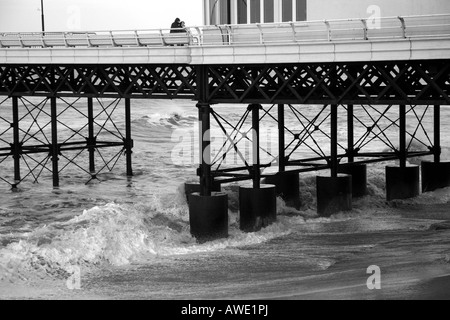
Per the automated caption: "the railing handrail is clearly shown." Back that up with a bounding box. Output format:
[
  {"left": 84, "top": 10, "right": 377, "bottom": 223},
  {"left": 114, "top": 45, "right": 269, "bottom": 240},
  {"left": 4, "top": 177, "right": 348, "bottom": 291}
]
[{"left": 1, "top": 13, "right": 449, "bottom": 48}]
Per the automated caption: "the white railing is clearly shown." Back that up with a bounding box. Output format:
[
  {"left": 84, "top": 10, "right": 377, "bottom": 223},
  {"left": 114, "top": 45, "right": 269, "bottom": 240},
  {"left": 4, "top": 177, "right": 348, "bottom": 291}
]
[{"left": 0, "top": 14, "right": 449, "bottom": 49}]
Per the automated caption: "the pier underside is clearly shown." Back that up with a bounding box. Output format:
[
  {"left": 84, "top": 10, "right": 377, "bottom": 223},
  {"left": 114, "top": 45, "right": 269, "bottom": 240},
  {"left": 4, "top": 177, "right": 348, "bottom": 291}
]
[
  {"left": 0, "top": 59, "right": 449, "bottom": 235},
  {"left": 1, "top": 59, "right": 449, "bottom": 186}
]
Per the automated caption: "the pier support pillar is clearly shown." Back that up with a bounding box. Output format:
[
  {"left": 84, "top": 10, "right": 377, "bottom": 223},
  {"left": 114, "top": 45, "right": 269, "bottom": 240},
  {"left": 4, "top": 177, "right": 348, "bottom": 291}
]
[
  {"left": 264, "top": 104, "right": 301, "bottom": 209},
  {"left": 338, "top": 164, "right": 368, "bottom": 198},
  {"left": 184, "top": 181, "right": 221, "bottom": 202},
  {"left": 316, "top": 105, "right": 353, "bottom": 217},
  {"left": 386, "top": 105, "right": 420, "bottom": 201},
  {"left": 189, "top": 101, "right": 229, "bottom": 242},
  {"left": 386, "top": 165, "right": 420, "bottom": 201},
  {"left": 421, "top": 105, "right": 450, "bottom": 192},
  {"left": 50, "top": 97, "right": 59, "bottom": 188},
  {"left": 264, "top": 172, "right": 301, "bottom": 210},
  {"left": 239, "top": 104, "right": 277, "bottom": 232},
  {"left": 125, "top": 98, "right": 133, "bottom": 177},
  {"left": 317, "top": 174, "right": 353, "bottom": 217},
  {"left": 339, "top": 104, "right": 368, "bottom": 198},
  {"left": 12, "top": 96, "right": 21, "bottom": 188},
  {"left": 188, "top": 192, "right": 228, "bottom": 243},
  {"left": 239, "top": 184, "right": 277, "bottom": 232},
  {"left": 87, "top": 97, "right": 96, "bottom": 175},
  {"left": 278, "top": 104, "right": 286, "bottom": 173},
  {"left": 422, "top": 161, "right": 450, "bottom": 192}
]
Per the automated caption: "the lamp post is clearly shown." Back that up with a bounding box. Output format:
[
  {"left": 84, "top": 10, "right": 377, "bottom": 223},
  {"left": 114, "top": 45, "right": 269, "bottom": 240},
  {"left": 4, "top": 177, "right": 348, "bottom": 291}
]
[{"left": 40, "top": 0, "right": 45, "bottom": 32}]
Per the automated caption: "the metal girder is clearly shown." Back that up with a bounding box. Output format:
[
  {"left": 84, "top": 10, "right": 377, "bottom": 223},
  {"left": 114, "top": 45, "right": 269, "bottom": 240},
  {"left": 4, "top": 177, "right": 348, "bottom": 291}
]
[
  {"left": 205, "top": 60, "right": 450, "bottom": 105},
  {"left": 0, "top": 64, "right": 198, "bottom": 99},
  {"left": 0, "top": 60, "right": 448, "bottom": 104}
]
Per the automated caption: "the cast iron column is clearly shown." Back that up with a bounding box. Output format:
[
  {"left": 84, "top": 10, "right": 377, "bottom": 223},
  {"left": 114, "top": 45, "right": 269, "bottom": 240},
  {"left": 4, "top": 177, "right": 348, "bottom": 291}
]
[
  {"left": 251, "top": 104, "right": 261, "bottom": 189},
  {"left": 347, "top": 104, "right": 354, "bottom": 163},
  {"left": 399, "top": 104, "right": 406, "bottom": 168},
  {"left": 331, "top": 104, "right": 338, "bottom": 177},
  {"left": 87, "top": 97, "right": 96, "bottom": 174},
  {"left": 434, "top": 104, "right": 441, "bottom": 163},
  {"left": 125, "top": 98, "right": 133, "bottom": 176},
  {"left": 50, "top": 97, "right": 59, "bottom": 187},
  {"left": 198, "top": 103, "right": 212, "bottom": 196},
  {"left": 12, "top": 97, "right": 21, "bottom": 187},
  {"left": 278, "top": 104, "right": 286, "bottom": 172}
]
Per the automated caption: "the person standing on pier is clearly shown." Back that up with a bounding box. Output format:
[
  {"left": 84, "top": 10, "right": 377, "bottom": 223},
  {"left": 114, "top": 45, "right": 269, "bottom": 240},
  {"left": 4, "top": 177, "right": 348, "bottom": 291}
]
[{"left": 170, "top": 18, "right": 182, "bottom": 33}]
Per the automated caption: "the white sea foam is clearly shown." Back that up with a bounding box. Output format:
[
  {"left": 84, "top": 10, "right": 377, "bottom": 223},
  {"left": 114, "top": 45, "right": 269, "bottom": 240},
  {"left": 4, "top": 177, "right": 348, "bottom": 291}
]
[
  {"left": 2, "top": 158, "right": 448, "bottom": 283},
  {"left": 0, "top": 188, "right": 294, "bottom": 282},
  {"left": 143, "top": 112, "right": 196, "bottom": 129}
]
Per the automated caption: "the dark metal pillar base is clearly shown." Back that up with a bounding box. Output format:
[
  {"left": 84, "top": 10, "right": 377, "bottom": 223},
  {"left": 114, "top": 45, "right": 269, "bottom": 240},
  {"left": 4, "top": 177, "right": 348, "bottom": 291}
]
[
  {"left": 264, "top": 172, "right": 301, "bottom": 210},
  {"left": 317, "top": 174, "right": 352, "bottom": 217},
  {"left": 386, "top": 165, "right": 420, "bottom": 201},
  {"left": 188, "top": 192, "right": 228, "bottom": 243},
  {"left": 422, "top": 161, "right": 450, "bottom": 193},
  {"left": 338, "top": 164, "right": 368, "bottom": 198},
  {"left": 239, "top": 184, "right": 277, "bottom": 232},
  {"left": 184, "top": 182, "right": 221, "bottom": 202}
]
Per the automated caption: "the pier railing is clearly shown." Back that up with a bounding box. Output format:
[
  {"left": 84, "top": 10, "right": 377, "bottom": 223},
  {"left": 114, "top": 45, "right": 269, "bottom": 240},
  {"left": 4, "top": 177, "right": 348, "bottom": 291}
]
[{"left": 1, "top": 14, "right": 449, "bottom": 48}]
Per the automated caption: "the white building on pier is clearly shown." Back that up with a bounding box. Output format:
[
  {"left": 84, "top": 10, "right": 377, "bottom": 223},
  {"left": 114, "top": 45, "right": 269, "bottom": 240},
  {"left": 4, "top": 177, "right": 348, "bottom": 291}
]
[{"left": 204, "top": 0, "right": 450, "bottom": 25}]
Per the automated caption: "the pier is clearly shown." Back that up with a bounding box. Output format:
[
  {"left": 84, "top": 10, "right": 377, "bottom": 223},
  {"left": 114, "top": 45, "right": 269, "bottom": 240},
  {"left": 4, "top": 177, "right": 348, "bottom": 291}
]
[{"left": 1, "top": 14, "right": 450, "bottom": 241}]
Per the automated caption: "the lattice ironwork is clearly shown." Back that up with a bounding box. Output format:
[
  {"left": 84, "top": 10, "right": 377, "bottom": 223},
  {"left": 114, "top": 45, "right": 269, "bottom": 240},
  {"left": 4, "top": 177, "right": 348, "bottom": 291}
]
[
  {"left": 1, "top": 61, "right": 449, "bottom": 104},
  {"left": 208, "top": 105, "right": 279, "bottom": 184},
  {"left": 205, "top": 60, "right": 450, "bottom": 105},
  {"left": 200, "top": 103, "right": 437, "bottom": 185},
  {"left": 1, "top": 59, "right": 448, "bottom": 191},
  {"left": 0, "top": 65, "right": 198, "bottom": 99},
  {"left": 346, "top": 104, "right": 435, "bottom": 160},
  {"left": 0, "top": 96, "right": 131, "bottom": 188}
]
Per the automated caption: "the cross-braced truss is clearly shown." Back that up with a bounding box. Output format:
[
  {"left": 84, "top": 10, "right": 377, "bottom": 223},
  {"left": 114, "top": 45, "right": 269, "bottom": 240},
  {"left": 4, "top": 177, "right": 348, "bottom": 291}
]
[
  {"left": 204, "top": 103, "right": 436, "bottom": 184},
  {"left": 0, "top": 96, "right": 131, "bottom": 188}
]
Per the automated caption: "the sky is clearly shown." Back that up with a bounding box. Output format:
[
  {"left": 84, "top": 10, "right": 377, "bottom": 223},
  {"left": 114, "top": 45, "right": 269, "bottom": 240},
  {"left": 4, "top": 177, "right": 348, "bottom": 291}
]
[{"left": 0, "top": 0, "right": 204, "bottom": 32}]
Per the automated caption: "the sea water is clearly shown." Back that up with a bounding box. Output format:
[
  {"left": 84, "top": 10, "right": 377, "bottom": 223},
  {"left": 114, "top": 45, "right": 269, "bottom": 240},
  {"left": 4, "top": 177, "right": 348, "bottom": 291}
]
[{"left": 0, "top": 98, "right": 449, "bottom": 300}]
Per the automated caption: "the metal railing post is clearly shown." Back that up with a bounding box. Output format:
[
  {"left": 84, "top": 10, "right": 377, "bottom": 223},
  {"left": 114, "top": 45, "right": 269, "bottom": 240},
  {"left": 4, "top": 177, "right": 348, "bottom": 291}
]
[
  {"left": 109, "top": 31, "right": 116, "bottom": 47},
  {"left": 290, "top": 22, "right": 297, "bottom": 42},
  {"left": 86, "top": 32, "right": 92, "bottom": 47},
  {"left": 63, "top": 32, "right": 69, "bottom": 48},
  {"left": 134, "top": 31, "right": 142, "bottom": 46},
  {"left": 324, "top": 20, "right": 331, "bottom": 41},
  {"left": 256, "top": 24, "right": 263, "bottom": 45},
  {"left": 361, "top": 19, "right": 368, "bottom": 40},
  {"left": 41, "top": 32, "right": 47, "bottom": 47},
  {"left": 398, "top": 16, "right": 406, "bottom": 38}
]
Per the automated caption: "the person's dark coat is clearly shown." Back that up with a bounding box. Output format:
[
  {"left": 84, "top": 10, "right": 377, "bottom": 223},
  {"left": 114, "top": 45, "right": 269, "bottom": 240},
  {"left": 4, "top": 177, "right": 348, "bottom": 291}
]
[{"left": 170, "top": 18, "right": 181, "bottom": 33}]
